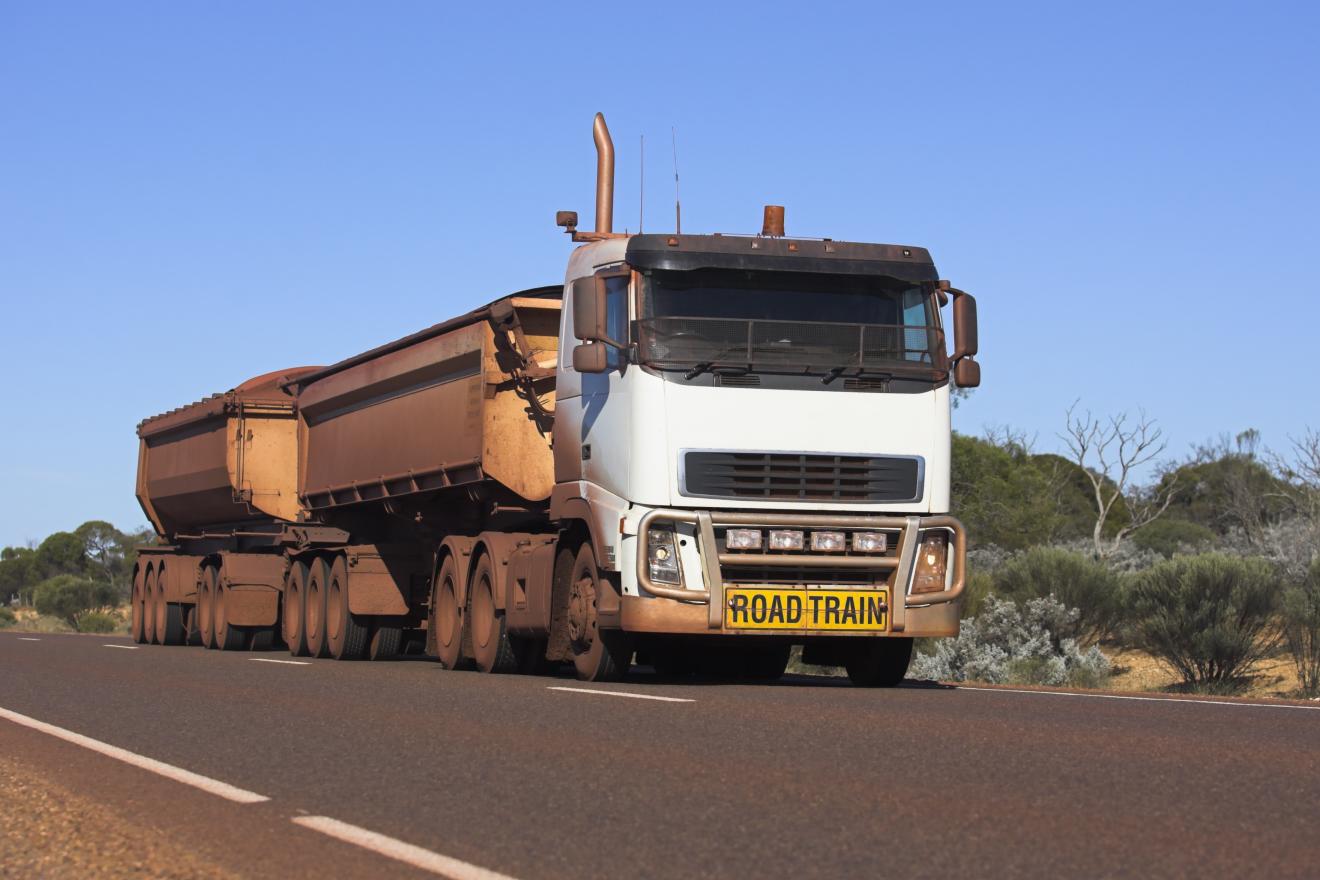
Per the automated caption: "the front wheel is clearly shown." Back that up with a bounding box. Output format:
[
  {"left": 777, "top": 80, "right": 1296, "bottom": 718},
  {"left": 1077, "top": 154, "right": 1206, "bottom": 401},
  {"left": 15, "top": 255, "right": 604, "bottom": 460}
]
[
  {"left": 844, "top": 637, "right": 913, "bottom": 688},
  {"left": 568, "top": 544, "right": 631, "bottom": 682}
]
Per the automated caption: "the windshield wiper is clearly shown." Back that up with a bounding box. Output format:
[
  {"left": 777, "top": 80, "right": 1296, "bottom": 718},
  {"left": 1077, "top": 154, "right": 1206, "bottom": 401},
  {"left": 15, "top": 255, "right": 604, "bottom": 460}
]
[{"left": 684, "top": 362, "right": 713, "bottom": 380}]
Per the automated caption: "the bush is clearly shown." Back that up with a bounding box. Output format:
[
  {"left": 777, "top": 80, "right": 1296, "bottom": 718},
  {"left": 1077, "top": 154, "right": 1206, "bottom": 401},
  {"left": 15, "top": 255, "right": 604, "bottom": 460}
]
[
  {"left": 911, "top": 595, "right": 1111, "bottom": 687},
  {"left": 1281, "top": 560, "right": 1320, "bottom": 697},
  {"left": 75, "top": 611, "right": 119, "bottom": 634},
  {"left": 0, "top": 606, "right": 15, "bottom": 627},
  {"left": 1131, "top": 519, "right": 1217, "bottom": 558},
  {"left": 33, "top": 574, "right": 116, "bottom": 631},
  {"left": 1126, "top": 553, "right": 1280, "bottom": 692},
  {"left": 993, "top": 547, "right": 1120, "bottom": 643}
]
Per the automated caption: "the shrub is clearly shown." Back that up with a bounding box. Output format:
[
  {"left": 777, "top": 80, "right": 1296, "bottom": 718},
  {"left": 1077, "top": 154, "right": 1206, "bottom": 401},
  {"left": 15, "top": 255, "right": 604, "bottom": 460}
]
[
  {"left": 1131, "top": 519, "right": 1217, "bottom": 558},
  {"left": 33, "top": 574, "right": 116, "bottom": 631},
  {"left": 911, "top": 595, "right": 1111, "bottom": 687},
  {"left": 1281, "top": 560, "right": 1320, "bottom": 697},
  {"left": 993, "top": 547, "right": 1120, "bottom": 643},
  {"left": 1126, "top": 553, "right": 1280, "bottom": 692},
  {"left": 0, "top": 606, "right": 15, "bottom": 627},
  {"left": 75, "top": 611, "right": 120, "bottom": 634}
]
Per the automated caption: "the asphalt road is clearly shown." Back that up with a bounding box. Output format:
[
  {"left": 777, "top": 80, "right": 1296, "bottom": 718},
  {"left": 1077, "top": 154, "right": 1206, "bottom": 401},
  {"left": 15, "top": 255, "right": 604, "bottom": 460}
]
[{"left": 2, "top": 630, "right": 1318, "bottom": 879}]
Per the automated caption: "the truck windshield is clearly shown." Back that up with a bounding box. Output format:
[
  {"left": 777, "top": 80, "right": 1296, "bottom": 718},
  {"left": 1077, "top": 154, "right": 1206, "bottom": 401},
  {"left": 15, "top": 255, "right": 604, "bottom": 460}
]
[{"left": 637, "top": 268, "right": 945, "bottom": 375}]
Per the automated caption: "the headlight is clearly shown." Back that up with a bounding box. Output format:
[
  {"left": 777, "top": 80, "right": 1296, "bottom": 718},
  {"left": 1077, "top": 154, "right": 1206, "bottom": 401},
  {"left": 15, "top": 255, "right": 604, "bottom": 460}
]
[
  {"left": 852, "top": 531, "right": 888, "bottom": 553},
  {"left": 647, "top": 528, "right": 682, "bottom": 585},
  {"left": 725, "top": 528, "right": 763, "bottom": 551},
  {"left": 768, "top": 530, "right": 804, "bottom": 551},
  {"left": 810, "top": 531, "right": 846, "bottom": 552},
  {"left": 910, "top": 531, "right": 949, "bottom": 594}
]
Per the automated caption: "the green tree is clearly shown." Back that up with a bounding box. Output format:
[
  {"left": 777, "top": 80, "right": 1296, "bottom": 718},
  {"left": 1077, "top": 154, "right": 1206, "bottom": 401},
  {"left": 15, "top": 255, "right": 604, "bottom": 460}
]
[
  {"left": 0, "top": 546, "right": 38, "bottom": 605},
  {"left": 33, "top": 574, "right": 116, "bottom": 631},
  {"left": 35, "top": 531, "right": 87, "bottom": 578}
]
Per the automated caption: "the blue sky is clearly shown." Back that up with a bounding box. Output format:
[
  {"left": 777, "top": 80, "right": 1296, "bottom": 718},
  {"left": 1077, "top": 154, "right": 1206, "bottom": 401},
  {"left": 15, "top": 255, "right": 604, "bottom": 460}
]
[{"left": 2, "top": 1, "right": 1317, "bottom": 546}]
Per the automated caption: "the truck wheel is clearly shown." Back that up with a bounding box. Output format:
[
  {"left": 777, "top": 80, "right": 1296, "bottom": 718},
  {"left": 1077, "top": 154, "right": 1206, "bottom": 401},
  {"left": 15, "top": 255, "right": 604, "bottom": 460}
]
[
  {"left": 844, "top": 637, "right": 914, "bottom": 687},
  {"left": 160, "top": 602, "right": 186, "bottom": 646},
  {"left": 510, "top": 636, "right": 551, "bottom": 675},
  {"left": 431, "top": 555, "right": 469, "bottom": 670},
  {"left": 143, "top": 567, "right": 159, "bottom": 645},
  {"left": 130, "top": 568, "right": 146, "bottom": 644},
  {"left": 283, "top": 560, "right": 309, "bottom": 657},
  {"left": 568, "top": 544, "right": 632, "bottom": 682},
  {"left": 213, "top": 581, "right": 245, "bottom": 651},
  {"left": 326, "top": 554, "right": 369, "bottom": 661},
  {"left": 368, "top": 624, "right": 402, "bottom": 661},
  {"left": 469, "top": 554, "right": 516, "bottom": 674},
  {"left": 152, "top": 562, "right": 169, "bottom": 645},
  {"left": 197, "top": 567, "right": 216, "bottom": 650},
  {"left": 304, "top": 557, "right": 329, "bottom": 659}
]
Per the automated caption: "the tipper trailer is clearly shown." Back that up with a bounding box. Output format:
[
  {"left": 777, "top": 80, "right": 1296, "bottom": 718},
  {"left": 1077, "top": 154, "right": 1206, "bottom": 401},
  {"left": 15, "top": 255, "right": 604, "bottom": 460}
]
[{"left": 132, "top": 113, "right": 981, "bottom": 684}]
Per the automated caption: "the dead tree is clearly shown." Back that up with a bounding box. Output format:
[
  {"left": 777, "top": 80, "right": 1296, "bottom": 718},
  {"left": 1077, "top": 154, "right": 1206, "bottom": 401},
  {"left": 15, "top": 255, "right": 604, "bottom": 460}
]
[{"left": 1061, "top": 402, "right": 1178, "bottom": 559}]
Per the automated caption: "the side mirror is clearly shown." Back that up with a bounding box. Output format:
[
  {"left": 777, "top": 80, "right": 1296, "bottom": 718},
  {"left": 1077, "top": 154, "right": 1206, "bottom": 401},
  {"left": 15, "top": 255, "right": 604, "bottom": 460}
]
[
  {"left": 953, "top": 357, "right": 981, "bottom": 389},
  {"left": 573, "top": 342, "right": 608, "bottom": 374},
  {"left": 572, "top": 277, "right": 607, "bottom": 341},
  {"left": 952, "top": 291, "right": 978, "bottom": 360}
]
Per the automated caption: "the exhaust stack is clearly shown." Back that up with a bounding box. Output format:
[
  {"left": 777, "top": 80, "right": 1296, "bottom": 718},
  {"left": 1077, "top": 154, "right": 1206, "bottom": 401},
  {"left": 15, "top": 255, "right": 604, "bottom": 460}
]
[
  {"left": 762, "top": 205, "right": 785, "bottom": 237},
  {"left": 593, "top": 112, "right": 615, "bottom": 234}
]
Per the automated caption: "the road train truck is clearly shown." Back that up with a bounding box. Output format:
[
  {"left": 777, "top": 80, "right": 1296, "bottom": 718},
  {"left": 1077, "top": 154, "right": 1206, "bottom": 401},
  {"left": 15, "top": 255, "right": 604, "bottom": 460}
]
[{"left": 132, "top": 114, "right": 981, "bottom": 685}]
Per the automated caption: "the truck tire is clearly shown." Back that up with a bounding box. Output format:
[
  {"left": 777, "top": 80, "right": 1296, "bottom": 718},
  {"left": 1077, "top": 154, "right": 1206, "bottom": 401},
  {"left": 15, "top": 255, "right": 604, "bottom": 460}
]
[
  {"left": 431, "top": 555, "right": 470, "bottom": 670},
  {"left": 152, "top": 562, "right": 169, "bottom": 645},
  {"left": 283, "top": 560, "right": 309, "bottom": 657},
  {"left": 468, "top": 554, "right": 516, "bottom": 674},
  {"left": 326, "top": 554, "right": 369, "bottom": 661},
  {"left": 130, "top": 568, "right": 147, "bottom": 644},
  {"left": 304, "top": 557, "right": 330, "bottom": 659},
  {"left": 160, "top": 602, "right": 186, "bottom": 647},
  {"left": 368, "top": 624, "right": 402, "bottom": 661},
  {"left": 569, "top": 544, "right": 632, "bottom": 682},
  {"left": 844, "top": 637, "right": 913, "bottom": 687},
  {"left": 143, "top": 567, "right": 159, "bottom": 645},
  {"left": 197, "top": 567, "right": 216, "bottom": 650},
  {"left": 213, "top": 581, "right": 245, "bottom": 651}
]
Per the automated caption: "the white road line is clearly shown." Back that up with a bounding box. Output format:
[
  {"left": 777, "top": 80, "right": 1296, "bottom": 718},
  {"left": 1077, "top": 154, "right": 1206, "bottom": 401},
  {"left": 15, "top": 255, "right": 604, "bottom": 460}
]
[
  {"left": 249, "top": 658, "right": 311, "bottom": 666},
  {"left": 17, "top": 637, "right": 41, "bottom": 641},
  {"left": 292, "top": 815, "right": 519, "bottom": 880},
  {"left": 103, "top": 644, "right": 139, "bottom": 650},
  {"left": 957, "top": 685, "right": 1320, "bottom": 712},
  {"left": 0, "top": 706, "right": 270, "bottom": 804},
  {"left": 546, "top": 686, "right": 694, "bottom": 703}
]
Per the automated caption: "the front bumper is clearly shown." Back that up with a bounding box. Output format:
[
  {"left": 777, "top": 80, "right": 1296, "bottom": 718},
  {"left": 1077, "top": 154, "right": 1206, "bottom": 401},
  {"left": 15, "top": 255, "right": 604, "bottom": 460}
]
[{"left": 628, "top": 509, "right": 966, "bottom": 637}]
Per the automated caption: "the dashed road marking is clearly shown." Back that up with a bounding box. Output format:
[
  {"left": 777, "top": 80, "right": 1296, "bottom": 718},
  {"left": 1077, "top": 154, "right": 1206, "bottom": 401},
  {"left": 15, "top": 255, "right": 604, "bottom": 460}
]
[
  {"left": 547, "top": 686, "right": 694, "bottom": 703},
  {"left": 958, "top": 685, "right": 1320, "bottom": 712},
  {"left": 17, "top": 637, "right": 41, "bottom": 641},
  {"left": 292, "top": 815, "right": 519, "bottom": 880},
  {"left": 103, "top": 644, "right": 139, "bottom": 650},
  {"left": 0, "top": 706, "right": 270, "bottom": 804},
  {"left": 250, "top": 658, "right": 311, "bottom": 666}
]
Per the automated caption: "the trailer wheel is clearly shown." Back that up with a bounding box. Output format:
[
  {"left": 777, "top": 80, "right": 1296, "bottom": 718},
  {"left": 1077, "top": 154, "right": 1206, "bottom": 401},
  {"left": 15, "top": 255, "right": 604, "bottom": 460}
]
[
  {"left": 130, "top": 567, "right": 146, "bottom": 644},
  {"left": 568, "top": 544, "right": 632, "bottom": 682},
  {"left": 326, "top": 554, "right": 369, "bottom": 661},
  {"left": 844, "top": 637, "right": 913, "bottom": 687},
  {"left": 213, "top": 581, "right": 245, "bottom": 651},
  {"left": 160, "top": 602, "right": 186, "bottom": 646},
  {"left": 283, "top": 560, "right": 309, "bottom": 657},
  {"left": 304, "top": 557, "right": 329, "bottom": 659},
  {"left": 368, "top": 624, "right": 402, "bottom": 661},
  {"left": 143, "top": 567, "right": 158, "bottom": 645},
  {"left": 197, "top": 567, "right": 216, "bottom": 650},
  {"left": 431, "top": 555, "right": 469, "bottom": 670},
  {"left": 468, "top": 554, "right": 516, "bottom": 674}
]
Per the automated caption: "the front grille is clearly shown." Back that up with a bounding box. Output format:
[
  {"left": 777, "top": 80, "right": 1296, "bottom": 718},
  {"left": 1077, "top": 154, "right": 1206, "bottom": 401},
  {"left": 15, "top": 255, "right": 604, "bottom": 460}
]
[
  {"left": 683, "top": 451, "right": 921, "bottom": 503},
  {"left": 719, "top": 565, "right": 890, "bottom": 587}
]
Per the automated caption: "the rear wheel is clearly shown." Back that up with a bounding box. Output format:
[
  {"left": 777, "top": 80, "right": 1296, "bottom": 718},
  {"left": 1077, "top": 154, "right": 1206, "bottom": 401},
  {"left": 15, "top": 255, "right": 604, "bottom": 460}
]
[
  {"left": 568, "top": 544, "right": 631, "bottom": 682},
  {"left": 143, "top": 567, "right": 159, "bottom": 645},
  {"left": 283, "top": 560, "right": 309, "bottom": 657},
  {"left": 326, "top": 554, "right": 369, "bottom": 661},
  {"left": 197, "top": 567, "right": 216, "bottom": 650},
  {"left": 368, "top": 624, "right": 402, "bottom": 661},
  {"left": 213, "top": 579, "right": 245, "bottom": 651},
  {"left": 160, "top": 601, "right": 185, "bottom": 646},
  {"left": 431, "top": 555, "right": 468, "bottom": 670},
  {"left": 130, "top": 567, "right": 146, "bottom": 644},
  {"left": 844, "top": 637, "right": 913, "bottom": 688},
  {"left": 304, "top": 557, "right": 329, "bottom": 659},
  {"left": 469, "top": 554, "right": 516, "bottom": 674},
  {"left": 152, "top": 563, "right": 169, "bottom": 645}
]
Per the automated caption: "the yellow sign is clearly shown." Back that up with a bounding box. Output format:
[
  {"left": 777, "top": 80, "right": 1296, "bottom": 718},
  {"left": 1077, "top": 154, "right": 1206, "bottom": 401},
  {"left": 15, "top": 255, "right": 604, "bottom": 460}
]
[{"left": 724, "top": 587, "right": 888, "bottom": 632}]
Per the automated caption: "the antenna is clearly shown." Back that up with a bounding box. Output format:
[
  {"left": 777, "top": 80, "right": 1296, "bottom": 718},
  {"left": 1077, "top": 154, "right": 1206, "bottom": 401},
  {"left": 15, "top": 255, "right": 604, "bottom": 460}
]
[
  {"left": 639, "top": 134, "right": 644, "bottom": 234},
  {"left": 671, "top": 126, "right": 682, "bottom": 234}
]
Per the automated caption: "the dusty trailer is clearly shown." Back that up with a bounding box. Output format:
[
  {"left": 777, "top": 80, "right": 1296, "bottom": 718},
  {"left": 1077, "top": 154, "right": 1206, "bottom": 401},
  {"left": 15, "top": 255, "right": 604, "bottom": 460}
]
[{"left": 132, "top": 112, "right": 981, "bottom": 685}]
